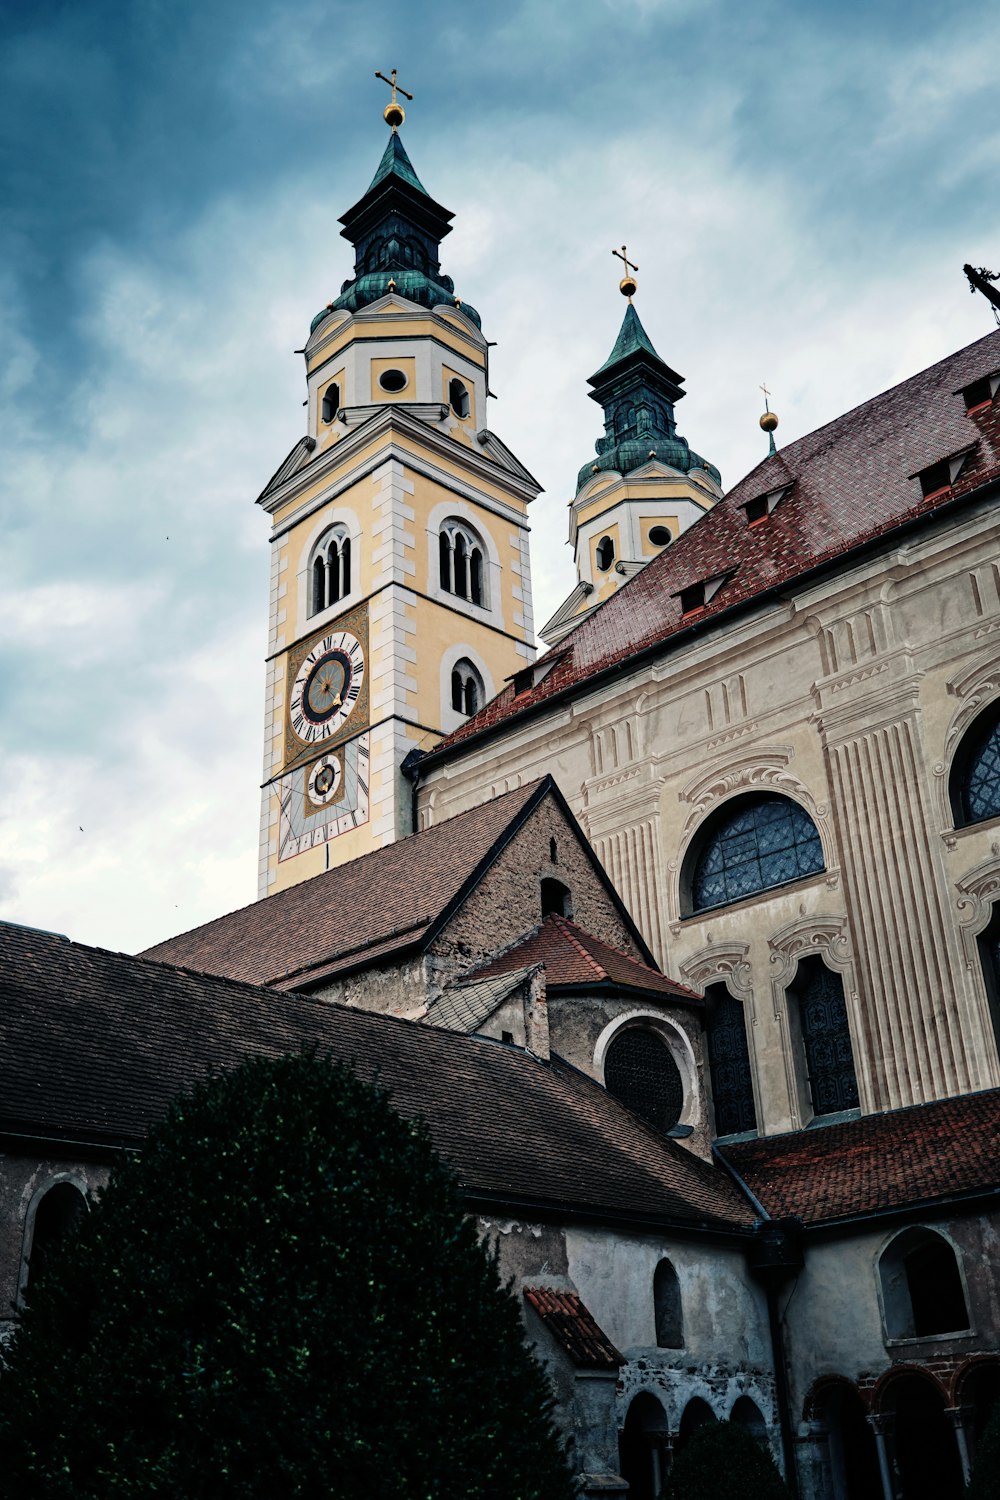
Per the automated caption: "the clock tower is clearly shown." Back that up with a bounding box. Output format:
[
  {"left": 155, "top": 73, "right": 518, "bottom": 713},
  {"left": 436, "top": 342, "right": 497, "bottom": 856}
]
[{"left": 256, "top": 95, "right": 540, "bottom": 897}]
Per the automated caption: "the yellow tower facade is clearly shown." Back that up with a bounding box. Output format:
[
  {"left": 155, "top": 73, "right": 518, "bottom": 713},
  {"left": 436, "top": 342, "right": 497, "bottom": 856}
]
[{"left": 257, "top": 123, "right": 539, "bottom": 897}]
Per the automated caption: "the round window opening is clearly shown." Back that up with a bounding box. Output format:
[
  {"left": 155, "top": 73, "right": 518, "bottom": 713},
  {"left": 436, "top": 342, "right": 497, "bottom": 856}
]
[
  {"left": 379, "top": 368, "right": 408, "bottom": 393},
  {"left": 604, "top": 1029, "right": 683, "bottom": 1132},
  {"left": 649, "top": 525, "right": 672, "bottom": 547}
]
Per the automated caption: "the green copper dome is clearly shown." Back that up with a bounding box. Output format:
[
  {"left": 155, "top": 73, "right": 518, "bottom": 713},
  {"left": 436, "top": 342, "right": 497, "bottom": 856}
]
[{"left": 310, "top": 131, "right": 480, "bottom": 333}]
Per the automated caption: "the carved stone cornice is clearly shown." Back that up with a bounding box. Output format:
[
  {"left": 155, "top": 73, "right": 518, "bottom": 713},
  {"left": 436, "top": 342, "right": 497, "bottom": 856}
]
[
  {"left": 955, "top": 856, "right": 1000, "bottom": 966},
  {"left": 680, "top": 745, "right": 796, "bottom": 815},
  {"left": 768, "top": 913, "right": 853, "bottom": 988},
  {"left": 679, "top": 943, "right": 753, "bottom": 1004}
]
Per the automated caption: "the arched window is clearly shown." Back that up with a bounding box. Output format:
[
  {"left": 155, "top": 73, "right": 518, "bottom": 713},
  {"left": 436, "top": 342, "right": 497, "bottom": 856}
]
[
  {"left": 596, "top": 535, "right": 615, "bottom": 571},
  {"left": 879, "top": 1228, "right": 971, "bottom": 1340},
  {"left": 604, "top": 1029, "right": 683, "bottom": 1133},
  {"left": 308, "top": 528, "right": 352, "bottom": 617},
  {"left": 540, "top": 877, "right": 572, "bottom": 919},
  {"left": 788, "top": 957, "right": 859, "bottom": 1117},
  {"left": 619, "top": 1392, "right": 670, "bottom": 1500},
  {"left": 450, "top": 658, "right": 484, "bottom": 718},
  {"left": 683, "top": 793, "right": 825, "bottom": 915},
  {"left": 25, "top": 1181, "right": 87, "bottom": 1295},
  {"left": 653, "top": 1259, "right": 683, "bottom": 1348},
  {"left": 448, "top": 378, "right": 470, "bottom": 418},
  {"left": 321, "top": 381, "right": 340, "bottom": 423},
  {"left": 704, "top": 982, "right": 757, "bottom": 1137},
  {"left": 439, "top": 520, "right": 487, "bottom": 607},
  {"left": 950, "top": 702, "right": 1000, "bottom": 827}
]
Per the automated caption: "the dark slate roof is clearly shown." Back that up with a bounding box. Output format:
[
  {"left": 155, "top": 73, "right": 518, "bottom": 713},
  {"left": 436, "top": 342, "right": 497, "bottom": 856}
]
[
  {"left": 721, "top": 1088, "right": 1000, "bottom": 1228},
  {"left": 0, "top": 922, "right": 753, "bottom": 1231},
  {"left": 140, "top": 780, "right": 546, "bottom": 988},
  {"left": 430, "top": 328, "right": 1000, "bottom": 758},
  {"left": 464, "top": 915, "right": 702, "bottom": 1004},
  {"left": 366, "top": 130, "right": 427, "bottom": 194},
  {"left": 591, "top": 302, "right": 663, "bottom": 378},
  {"left": 523, "top": 1286, "right": 624, "bottom": 1369}
]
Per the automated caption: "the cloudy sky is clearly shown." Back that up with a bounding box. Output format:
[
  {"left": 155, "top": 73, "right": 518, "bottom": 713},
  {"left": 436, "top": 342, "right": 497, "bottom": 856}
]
[{"left": 2, "top": 0, "right": 998, "bottom": 955}]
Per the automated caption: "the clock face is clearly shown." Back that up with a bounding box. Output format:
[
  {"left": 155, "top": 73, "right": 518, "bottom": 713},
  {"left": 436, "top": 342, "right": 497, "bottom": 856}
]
[
  {"left": 278, "top": 734, "right": 370, "bottom": 862},
  {"left": 289, "top": 630, "right": 366, "bottom": 748}
]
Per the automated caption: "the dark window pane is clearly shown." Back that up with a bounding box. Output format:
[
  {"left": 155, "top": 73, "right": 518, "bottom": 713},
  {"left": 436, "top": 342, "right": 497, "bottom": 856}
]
[
  {"left": 963, "top": 717, "right": 1000, "bottom": 825},
  {"left": 689, "top": 794, "right": 825, "bottom": 913},
  {"left": 706, "top": 985, "right": 757, "bottom": 1136},
  {"left": 605, "top": 1031, "right": 683, "bottom": 1132},
  {"left": 793, "top": 960, "right": 859, "bottom": 1116}
]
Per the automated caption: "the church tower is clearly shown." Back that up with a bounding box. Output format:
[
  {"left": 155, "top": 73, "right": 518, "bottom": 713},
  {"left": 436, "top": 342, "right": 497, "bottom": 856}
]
[
  {"left": 541, "top": 259, "right": 721, "bottom": 644},
  {"left": 256, "top": 84, "right": 540, "bottom": 898}
]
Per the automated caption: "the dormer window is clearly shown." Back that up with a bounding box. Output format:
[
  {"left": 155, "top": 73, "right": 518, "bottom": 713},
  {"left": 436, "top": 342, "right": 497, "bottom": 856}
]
[
  {"left": 676, "top": 571, "right": 733, "bottom": 619},
  {"left": 513, "top": 667, "right": 534, "bottom": 696},
  {"left": 916, "top": 448, "right": 974, "bottom": 500},
  {"left": 448, "top": 378, "right": 470, "bottom": 419},
  {"left": 742, "top": 484, "right": 792, "bottom": 526},
  {"left": 596, "top": 536, "right": 615, "bottom": 571},
  {"left": 321, "top": 382, "right": 341, "bottom": 424},
  {"left": 962, "top": 374, "right": 999, "bottom": 412}
]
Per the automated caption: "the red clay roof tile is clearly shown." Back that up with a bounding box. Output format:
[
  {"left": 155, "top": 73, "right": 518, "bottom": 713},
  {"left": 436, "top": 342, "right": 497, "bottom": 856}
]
[{"left": 523, "top": 1286, "right": 624, "bottom": 1369}]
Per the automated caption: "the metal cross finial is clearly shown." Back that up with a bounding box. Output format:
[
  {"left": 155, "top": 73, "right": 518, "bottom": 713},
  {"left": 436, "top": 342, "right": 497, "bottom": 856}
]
[
  {"left": 613, "top": 245, "right": 638, "bottom": 278},
  {"left": 613, "top": 245, "right": 639, "bottom": 302},
  {"left": 760, "top": 382, "right": 772, "bottom": 412},
  {"left": 375, "top": 69, "right": 413, "bottom": 131}
]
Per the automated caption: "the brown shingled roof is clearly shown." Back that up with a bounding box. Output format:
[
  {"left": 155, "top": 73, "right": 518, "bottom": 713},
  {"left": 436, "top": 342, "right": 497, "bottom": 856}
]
[
  {"left": 523, "top": 1286, "right": 624, "bottom": 1369},
  {"left": 429, "top": 329, "right": 1000, "bottom": 758},
  {"left": 721, "top": 1088, "right": 1000, "bottom": 1227},
  {"left": 140, "top": 779, "right": 547, "bottom": 986},
  {"left": 463, "top": 914, "right": 702, "bottom": 1004},
  {"left": 0, "top": 922, "right": 753, "bottom": 1232}
]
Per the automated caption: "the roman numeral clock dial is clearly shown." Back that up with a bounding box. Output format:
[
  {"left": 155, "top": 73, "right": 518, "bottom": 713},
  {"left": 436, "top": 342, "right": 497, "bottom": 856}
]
[{"left": 277, "top": 610, "right": 371, "bottom": 863}]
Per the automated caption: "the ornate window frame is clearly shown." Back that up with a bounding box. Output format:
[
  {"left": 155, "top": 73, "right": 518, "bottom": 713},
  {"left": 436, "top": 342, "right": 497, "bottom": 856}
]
[
  {"left": 935, "top": 653, "right": 1000, "bottom": 846},
  {"left": 593, "top": 1009, "right": 700, "bottom": 1133},
  {"left": 680, "top": 943, "right": 761, "bottom": 1135},
  {"left": 769, "top": 915, "right": 861, "bottom": 1128}
]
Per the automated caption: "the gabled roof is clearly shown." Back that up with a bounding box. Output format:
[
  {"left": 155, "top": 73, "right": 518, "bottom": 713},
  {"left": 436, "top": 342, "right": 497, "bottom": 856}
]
[
  {"left": 427, "top": 327, "right": 1000, "bottom": 762},
  {"left": 523, "top": 1286, "right": 624, "bottom": 1370},
  {"left": 721, "top": 1087, "right": 1000, "bottom": 1228},
  {"left": 0, "top": 922, "right": 754, "bottom": 1231},
  {"left": 141, "top": 780, "right": 546, "bottom": 987},
  {"left": 463, "top": 915, "right": 702, "bottom": 1004}
]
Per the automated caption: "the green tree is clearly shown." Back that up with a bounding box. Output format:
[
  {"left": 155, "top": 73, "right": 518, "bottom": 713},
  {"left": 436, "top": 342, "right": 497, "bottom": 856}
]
[
  {"left": 0, "top": 1052, "right": 574, "bottom": 1500},
  {"left": 967, "top": 1401, "right": 1000, "bottom": 1500},
  {"left": 665, "top": 1419, "right": 792, "bottom": 1500}
]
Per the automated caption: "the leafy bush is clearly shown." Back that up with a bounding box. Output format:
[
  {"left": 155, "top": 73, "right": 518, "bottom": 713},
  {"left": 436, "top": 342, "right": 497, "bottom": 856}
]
[
  {"left": 665, "top": 1418, "right": 792, "bottom": 1500},
  {"left": 0, "top": 1052, "right": 574, "bottom": 1500}
]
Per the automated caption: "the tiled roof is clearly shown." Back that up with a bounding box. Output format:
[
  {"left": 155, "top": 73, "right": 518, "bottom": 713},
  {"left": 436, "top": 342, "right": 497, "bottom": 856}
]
[
  {"left": 140, "top": 780, "right": 546, "bottom": 987},
  {"left": 426, "top": 965, "right": 540, "bottom": 1032},
  {"left": 523, "top": 1286, "right": 624, "bottom": 1370},
  {"left": 721, "top": 1088, "right": 1000, "bottom": 1227},
  {"left": 431, "top": 329, "right": 1000, "bottom": 758},
  {"left": 0, "top": 922, "right": 754, "bottom": 1231},
  {"left": 463, "top": 914, "right": 703, "bottom": 1003}
]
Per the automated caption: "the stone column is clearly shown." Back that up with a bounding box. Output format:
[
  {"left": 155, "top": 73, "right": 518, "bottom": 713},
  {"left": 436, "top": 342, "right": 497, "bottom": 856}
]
[
  {"left": 867, "top": 1412, "right": 896, "bottom": 1500},
  {"left": 946, "top": 1405, "right": 973, "bottom": 1485}
]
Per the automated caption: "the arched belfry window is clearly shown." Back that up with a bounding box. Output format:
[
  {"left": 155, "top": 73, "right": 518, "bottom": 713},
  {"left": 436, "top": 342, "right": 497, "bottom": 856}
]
[
  {"left": 448, "top": 378, "right": 470, "bottom": 418},
  {"left": 604, "top": 1029, "right": 683, "bottom": 1133},
  {"left": 704, "top": 982, "right": 757, "bottom": 1137},
  {"left": 596, "top": 535, "right": 615, "bottom": 571},
  {"left": 683, "top": 793, "right": 824, "bottom": 916},
  {"left": 450, "top": 658, "right": 484, "bottom": 718},
  {"left": 25, "top": 1181, "right": 87, "bottom": 1295},
  {"left": 309, "top": 528, "right": 352, "bottom": 617},
  {"left": 321, "top": 381, "right": 341, "bottom": 423},
  {"left": 879, "top": 1227, "right": 971, "bottom": 1340},
  {"left": 789, "top": 957, "right": 859, "bottom": 1118},
  {"left": 951, "top": 702, "right": 1000, "bottom": 827},
  {"left": 540, "top": 877, "right": 572, "bottom": 919},
  {"left": 439, "top": 520, "right": 486, "bottom": 607},
  {"left": 653, "top": 1259, "right": 683, "bottom": 1348}
]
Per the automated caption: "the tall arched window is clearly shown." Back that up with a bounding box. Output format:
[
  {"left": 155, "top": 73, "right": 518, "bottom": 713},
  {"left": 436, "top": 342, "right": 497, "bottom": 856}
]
[
  {"left": 683, "top": 793, "right": 825, "bottom": 915},
  {"left": 596, "top": 535, "right": 615, "bottom": 571},
  {"left": 450, "top": 658, "right": 484, "bottom": 717},
  {"left": 439, "top": 520, "right": 487, "bottom": 607},
  {"left": 789, "top": 957, "right": 859, "bottom": 1117},
  {"left": 448, "top": 378, "right": 470, "bottom": 418},
  {"left": 321, "top": 381, "right": 341, "bottom": 423},
  {"left": 25, "top": 1181, "right": 87, "bottom": 1295},
  {"left": 604, "top": 1029, "right": 683, "bottom": 1133},
  {"left": 653, "top": 1259, "right": 683, "bottom": 1348},
  {"left": 879, "top": 1228, "right": 970, "bottom": 1340},
  {"left": 308, "top": 528, "right": 352, "bottom": 617},
  {"left": 704, "top": 982, "right": 757, "bottom": 1137},
  {"left": 950, "top": 702, "right": 1000, "bottom": 827}
]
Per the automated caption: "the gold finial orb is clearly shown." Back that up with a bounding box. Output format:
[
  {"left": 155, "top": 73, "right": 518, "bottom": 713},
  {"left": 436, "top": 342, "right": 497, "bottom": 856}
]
[
  {"left": 383, "top": 100, "right": 405, "bottom": 130},
  {"left": 619, "top": 274, "right": 638, "bottom": 299},
  {"left": 759, "top": 410, "right": 779, "bottom": 433}
]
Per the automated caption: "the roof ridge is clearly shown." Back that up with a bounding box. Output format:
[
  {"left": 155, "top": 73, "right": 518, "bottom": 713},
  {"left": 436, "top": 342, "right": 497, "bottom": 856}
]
[{"left": 549, "top": 915, "right": 608, "bottom": 981}]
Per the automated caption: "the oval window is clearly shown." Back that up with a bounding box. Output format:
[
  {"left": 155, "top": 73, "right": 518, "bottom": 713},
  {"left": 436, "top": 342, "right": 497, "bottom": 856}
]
[
  {"left": 379, "top": 369, "right": 408, "bottom": 393},
  {"left": 649, "top": 525, "right": 672, "bottom": 546}
]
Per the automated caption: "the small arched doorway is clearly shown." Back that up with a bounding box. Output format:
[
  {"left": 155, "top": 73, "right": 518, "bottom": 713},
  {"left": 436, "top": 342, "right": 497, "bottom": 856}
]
[
  {"left": 675, "top": 1395, "right": 716, "bottom": 1459},
  {"left": 882, "top": 1372, "right": 964, "bottom": 1500},
  {"left": 25, "top": 1180, "right": 87, "bottom": 1295},
  {"left": 816, "top": 1381, "right": 881, "bottom": 1500},
  {"left": 619, "top": 1392, "right": 670, "bottom": 1500}
]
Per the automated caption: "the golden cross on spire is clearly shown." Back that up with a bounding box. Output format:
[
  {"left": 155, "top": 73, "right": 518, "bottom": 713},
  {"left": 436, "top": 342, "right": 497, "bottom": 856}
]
[
  {"left": 375, "top": 68, "right": 413, "bottom": 132},
  {"left": 760, "top": 381, "right": 773, "bottom": 412},
  {"left": 612, "top": 245, "right": 639, "bottom": 301}
]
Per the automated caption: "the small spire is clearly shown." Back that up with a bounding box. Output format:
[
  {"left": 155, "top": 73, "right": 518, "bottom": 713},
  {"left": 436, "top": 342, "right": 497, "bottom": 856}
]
[
  {"left": 375, "top": 67, "right": 413, "bottom": 133},
  {"left": 759, "top": 382, "right": 779, "bottom": 455},
  {"left": 612, "top": 244, "right": 639, "bottom": 302}
]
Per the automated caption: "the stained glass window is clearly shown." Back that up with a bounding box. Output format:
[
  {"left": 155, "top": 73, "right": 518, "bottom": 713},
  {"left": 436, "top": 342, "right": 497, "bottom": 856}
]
[
  {"left": 604, "top": 1030, "right": 683, "bottom": 1133},
  {"left": 956, "top": 710, "right": 1000, "bottom": 826},
  {"left": 687, "top": 794, "right": 824, "bottom": 915},
  {"left": 705, "top": 984, "right": 757, "bottom": 1136},
  {"left": 791, "top": 958, "right": 859, "bottom": 1117}
]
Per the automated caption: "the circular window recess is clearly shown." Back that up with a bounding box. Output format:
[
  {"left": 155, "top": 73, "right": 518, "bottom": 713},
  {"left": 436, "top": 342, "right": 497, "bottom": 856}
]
[
  {"left": 649, "top": 525, "right": 673, "bottom": 547},
  {"left": 379, "top": 368, "right": 408, "bottom": 393}
]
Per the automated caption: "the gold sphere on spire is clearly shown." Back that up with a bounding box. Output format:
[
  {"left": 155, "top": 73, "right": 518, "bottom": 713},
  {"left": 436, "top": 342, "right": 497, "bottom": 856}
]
[
  {"left": 619, "top": 274, "right": 638, "bottom": 299},
  {"left": 759, "top": 410, "right": 779, "bottom": 434},
  {"left": 383, "top": 100, "right": 405, "bottom": 130}
]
